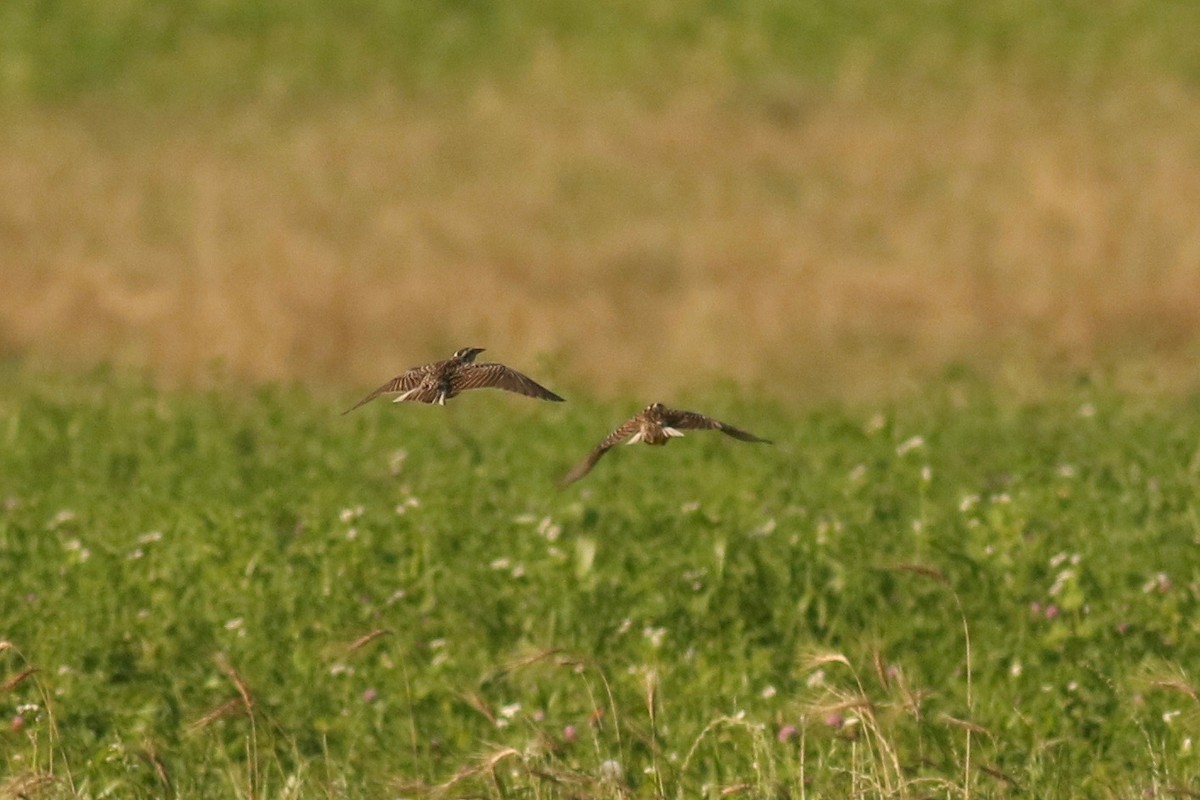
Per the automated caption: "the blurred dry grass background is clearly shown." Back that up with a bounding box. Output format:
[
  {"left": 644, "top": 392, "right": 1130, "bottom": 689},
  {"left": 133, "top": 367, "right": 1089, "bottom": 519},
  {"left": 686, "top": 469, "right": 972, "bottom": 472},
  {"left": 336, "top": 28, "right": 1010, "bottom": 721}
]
[{"left": 3, "top": 4, "right": 1200, "bottom": 403}]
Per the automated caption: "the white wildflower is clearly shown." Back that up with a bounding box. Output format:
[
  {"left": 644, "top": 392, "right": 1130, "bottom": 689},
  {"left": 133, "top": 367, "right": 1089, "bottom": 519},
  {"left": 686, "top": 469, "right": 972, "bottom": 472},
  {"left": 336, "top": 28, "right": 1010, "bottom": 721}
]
[
  {"left": 537, "top": 516, "right": 562, "bottom": 542},
  {"left": 63, "top": 538, "right": 90, "bottom": 562},
  {"left": 1048, "top": 569, "right": 1076, "bottom": 596},
  {"left": 895, "top": 435, "right": 925, "bottom": 456},
  {"left": 752, "top": 518, "right": 777, "bottom": 537},
  {"left": 599, "top": 759, "right": 625, "bottom": 784},
  {"left": 1142, "top": 572, "right": 1172, "bottom": 594},
  {"left": 643, "top": 626, "right": 667, "bottom": 648}
]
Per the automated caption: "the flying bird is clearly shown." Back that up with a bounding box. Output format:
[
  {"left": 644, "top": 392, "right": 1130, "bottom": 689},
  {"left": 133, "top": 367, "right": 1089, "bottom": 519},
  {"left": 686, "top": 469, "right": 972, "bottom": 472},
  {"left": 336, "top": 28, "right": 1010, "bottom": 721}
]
[
  {"left": 560, "top": 402, "right": 771, "bottom": 485},
  {"left": 343, "top": 347, "right": 564, "bottom": 413}
]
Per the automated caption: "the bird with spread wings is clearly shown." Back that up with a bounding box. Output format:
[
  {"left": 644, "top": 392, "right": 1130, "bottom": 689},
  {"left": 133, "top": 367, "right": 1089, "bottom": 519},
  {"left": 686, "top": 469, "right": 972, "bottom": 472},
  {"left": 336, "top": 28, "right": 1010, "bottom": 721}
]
[
  {"left": 560, "top": 402, "right": 771, "bottom": 485},
  {"left": 343, "top": 347, "right": 564, "bottom": 413}
]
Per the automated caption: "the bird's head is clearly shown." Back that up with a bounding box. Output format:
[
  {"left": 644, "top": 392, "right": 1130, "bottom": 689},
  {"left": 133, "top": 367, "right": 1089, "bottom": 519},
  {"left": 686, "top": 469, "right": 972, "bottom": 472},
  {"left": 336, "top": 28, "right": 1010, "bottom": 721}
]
[
  {"left": 646, "top": 402, "right": 665, "bottom": 414},
  {"left": 453, "top": 347, "right": 486, "bottom": 362}
]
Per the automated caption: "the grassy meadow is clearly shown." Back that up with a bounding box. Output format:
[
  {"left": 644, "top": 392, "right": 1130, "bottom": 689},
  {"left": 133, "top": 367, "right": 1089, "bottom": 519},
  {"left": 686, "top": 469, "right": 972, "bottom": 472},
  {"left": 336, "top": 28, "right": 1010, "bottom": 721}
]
[
  {"left": 4, "top": 1, "right": 1200, "bottom": 797},
  {"left": 4, "top": 372, "right": 1200, "bottom": 798}
]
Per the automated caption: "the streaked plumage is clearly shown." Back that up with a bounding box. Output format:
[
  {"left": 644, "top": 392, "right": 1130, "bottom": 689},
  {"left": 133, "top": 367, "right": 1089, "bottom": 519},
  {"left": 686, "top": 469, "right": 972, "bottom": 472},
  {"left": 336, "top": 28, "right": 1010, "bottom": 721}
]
[
  {"left": 560, "top": 402, "right": 771, "bottom": 485},
  {"left": 342, "top": 347, "right": 564, "bottom": 413}
]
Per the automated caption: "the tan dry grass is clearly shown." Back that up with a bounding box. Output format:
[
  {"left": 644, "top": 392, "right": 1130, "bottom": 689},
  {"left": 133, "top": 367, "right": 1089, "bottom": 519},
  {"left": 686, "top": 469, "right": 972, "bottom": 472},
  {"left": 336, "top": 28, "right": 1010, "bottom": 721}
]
[{"left": 3, "top": 76, "right": 1200, "bottom": 403}]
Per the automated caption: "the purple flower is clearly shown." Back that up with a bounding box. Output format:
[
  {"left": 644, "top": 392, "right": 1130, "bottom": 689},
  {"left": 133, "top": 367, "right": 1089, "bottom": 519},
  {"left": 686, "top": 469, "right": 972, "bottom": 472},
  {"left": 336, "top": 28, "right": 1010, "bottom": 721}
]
[
  {"left": 777, "top": 724, "right": 798, "bottom": 742},
  {"left": 362, "top": 688, "right": 378, "bottom": 703}
]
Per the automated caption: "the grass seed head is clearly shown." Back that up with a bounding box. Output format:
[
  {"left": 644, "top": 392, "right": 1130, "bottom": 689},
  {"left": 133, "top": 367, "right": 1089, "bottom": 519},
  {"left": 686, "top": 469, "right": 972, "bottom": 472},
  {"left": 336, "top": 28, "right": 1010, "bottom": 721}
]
[{"left": 1, "top": 667, "right": 36, "bottom": 692}]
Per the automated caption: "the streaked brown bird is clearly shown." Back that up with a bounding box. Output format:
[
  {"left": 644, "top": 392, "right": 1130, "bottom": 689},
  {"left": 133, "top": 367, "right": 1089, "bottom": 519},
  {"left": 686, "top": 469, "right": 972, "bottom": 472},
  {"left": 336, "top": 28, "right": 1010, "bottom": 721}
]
[
  {"left": 342, "top": 347, "right": 564, "bottom": 413},
  {"left": 560, "top": 402, "right": 771, "bottom": 485}
]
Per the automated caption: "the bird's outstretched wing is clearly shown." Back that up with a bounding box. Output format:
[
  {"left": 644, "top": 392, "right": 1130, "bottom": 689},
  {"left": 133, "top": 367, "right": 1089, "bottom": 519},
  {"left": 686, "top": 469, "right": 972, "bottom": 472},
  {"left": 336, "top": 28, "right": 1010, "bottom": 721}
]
[
  {"left": 559, "top": 417, "right": 643, "bottom": 486},
  {"left": 341, "top": 368, "right": 426, "bottom": 414},
  {"left": 662, "top": 408, "right": 773, "bottom": 443},
  {"left": 453, "top": 363, "right": 565, "bottom": 401}
]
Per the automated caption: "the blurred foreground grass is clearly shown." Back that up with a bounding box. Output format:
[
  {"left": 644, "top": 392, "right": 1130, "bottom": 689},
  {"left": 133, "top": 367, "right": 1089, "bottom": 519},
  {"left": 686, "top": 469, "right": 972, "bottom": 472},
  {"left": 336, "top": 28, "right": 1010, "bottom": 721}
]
[{"left": 3, "top": 370, "right": 1200, "bottom": 796}]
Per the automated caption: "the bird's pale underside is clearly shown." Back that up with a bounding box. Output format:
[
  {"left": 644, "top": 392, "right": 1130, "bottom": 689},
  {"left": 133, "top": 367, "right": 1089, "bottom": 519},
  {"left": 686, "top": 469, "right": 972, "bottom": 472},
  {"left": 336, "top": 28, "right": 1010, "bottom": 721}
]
[
  {"left": 560, "top": 402, "right": 772, "bottom": 486},
  {"left": 343, "top": 347, "right": 564, "bottom": 414}
]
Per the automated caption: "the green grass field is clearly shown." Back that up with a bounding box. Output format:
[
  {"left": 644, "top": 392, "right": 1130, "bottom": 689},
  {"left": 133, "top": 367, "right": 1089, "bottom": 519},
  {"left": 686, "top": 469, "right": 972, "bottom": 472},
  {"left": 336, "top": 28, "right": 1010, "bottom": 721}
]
[
  {"left": 5, "top": 1, "right": 1200, "bottom": 796},
  {"left": 4, "top": 370, "right": 1200, "bottom": 798}
]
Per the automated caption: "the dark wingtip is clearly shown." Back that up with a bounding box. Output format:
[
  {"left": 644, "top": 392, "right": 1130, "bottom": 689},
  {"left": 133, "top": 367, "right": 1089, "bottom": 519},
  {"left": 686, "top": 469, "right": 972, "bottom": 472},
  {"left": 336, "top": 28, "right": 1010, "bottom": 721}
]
[
  {"left": 558, "top": 463, "right": 588, "bottom": 487},
  {"left": 341, "top": 396, "right": 374, "bottom": 415}
]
